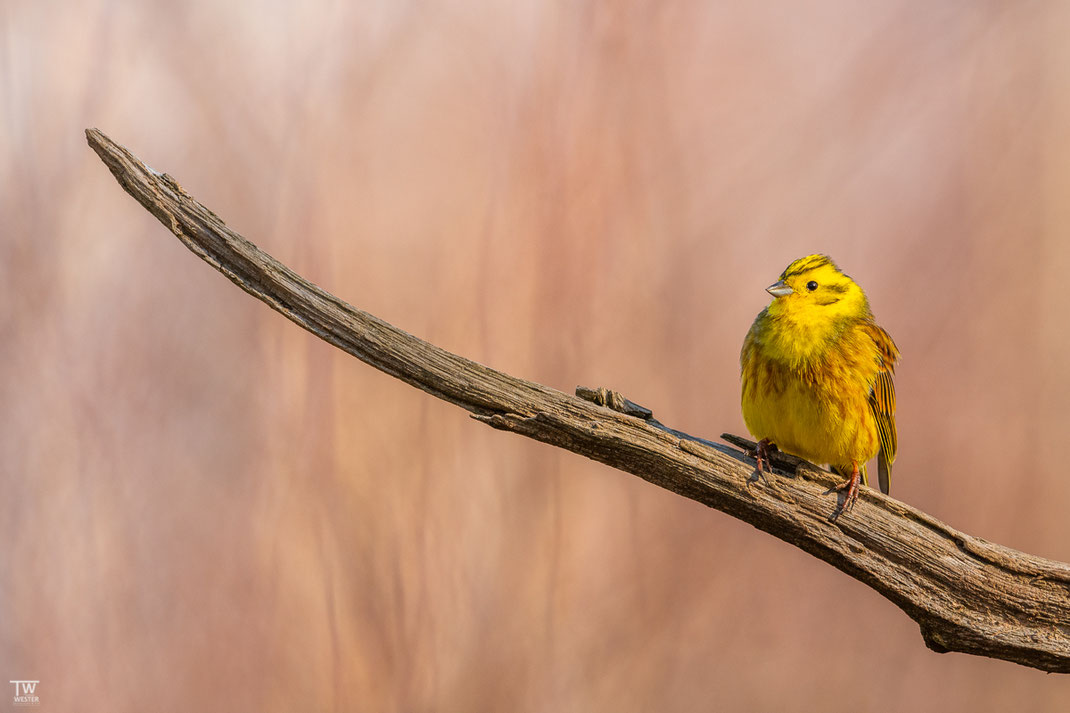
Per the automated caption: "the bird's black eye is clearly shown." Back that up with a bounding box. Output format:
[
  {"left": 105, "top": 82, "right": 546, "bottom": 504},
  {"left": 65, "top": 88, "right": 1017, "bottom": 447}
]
[{"left": 806, "top": 281, "right": 818, "bottom": 291}]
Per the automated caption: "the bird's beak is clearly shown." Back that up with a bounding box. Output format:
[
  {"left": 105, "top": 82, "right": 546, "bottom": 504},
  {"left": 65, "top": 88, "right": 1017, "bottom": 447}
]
[{"left": 766, "top": 280, "right": 793, "bottom": 298}]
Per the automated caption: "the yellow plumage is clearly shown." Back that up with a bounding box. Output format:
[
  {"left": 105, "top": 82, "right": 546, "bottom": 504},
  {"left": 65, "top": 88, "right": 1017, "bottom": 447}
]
[{"left": 740, "top": 255, "right": 899, "bottom": 510}]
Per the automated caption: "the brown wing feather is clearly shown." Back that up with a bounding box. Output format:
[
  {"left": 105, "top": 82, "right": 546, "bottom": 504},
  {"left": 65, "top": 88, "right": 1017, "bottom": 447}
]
[{"left": 864, "top": 323, "right": 899, "bottom": 494}]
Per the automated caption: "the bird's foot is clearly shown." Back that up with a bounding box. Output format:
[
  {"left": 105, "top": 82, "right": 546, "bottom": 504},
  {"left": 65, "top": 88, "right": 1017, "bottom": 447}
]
[
  {"left": 750, "top": 438, "right": 777, "bottom": 483},
  {"left": 830, "top": 462, "right": 861, "bottom": 519}
]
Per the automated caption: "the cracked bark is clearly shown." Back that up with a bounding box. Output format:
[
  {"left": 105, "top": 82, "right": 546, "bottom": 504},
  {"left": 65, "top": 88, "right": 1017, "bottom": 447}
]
[{"left": 86, "top": 128, "right": 1070, "bottom": 673}]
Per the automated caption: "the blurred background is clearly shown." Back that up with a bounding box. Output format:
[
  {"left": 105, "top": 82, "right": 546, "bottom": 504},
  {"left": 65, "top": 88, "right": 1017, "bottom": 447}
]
[{"left": 3, "top": 0, "right": 1070, "bottom": 710}]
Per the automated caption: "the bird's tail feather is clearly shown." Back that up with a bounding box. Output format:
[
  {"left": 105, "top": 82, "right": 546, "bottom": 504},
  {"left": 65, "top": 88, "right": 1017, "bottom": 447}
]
[{"left": 877, "top": 449, "right": 891, "bottom": 495}]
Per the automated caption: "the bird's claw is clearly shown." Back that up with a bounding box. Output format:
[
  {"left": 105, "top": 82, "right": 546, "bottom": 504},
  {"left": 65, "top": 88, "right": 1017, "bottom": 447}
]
[
  {"left": 749, "top": 438, "right": 777, "bottom": 484},
  {"left": 829, "top": 463, "right": 861, "bottom": 520}
]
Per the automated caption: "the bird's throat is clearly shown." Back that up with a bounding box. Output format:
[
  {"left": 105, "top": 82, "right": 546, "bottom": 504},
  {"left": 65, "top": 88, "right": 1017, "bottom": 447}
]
[{"left": 762, "top": 310, "right": 849, "bottom": 367}]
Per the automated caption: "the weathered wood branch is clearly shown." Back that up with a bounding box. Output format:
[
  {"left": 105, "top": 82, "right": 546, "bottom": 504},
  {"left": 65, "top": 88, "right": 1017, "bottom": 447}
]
[{"left": 86, "top": 128, "right": 1070, "bottom": 673}]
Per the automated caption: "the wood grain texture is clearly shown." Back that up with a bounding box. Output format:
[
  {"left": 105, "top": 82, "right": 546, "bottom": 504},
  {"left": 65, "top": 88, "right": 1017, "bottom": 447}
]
[{"left": 86, "top": 128, "right": 1070, "bottom": 673}]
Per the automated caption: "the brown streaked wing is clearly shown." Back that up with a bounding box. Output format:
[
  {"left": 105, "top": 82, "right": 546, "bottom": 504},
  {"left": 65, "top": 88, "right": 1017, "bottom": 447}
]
[{"left": 865, "top": 322, "right": 898, "bottom": 494}]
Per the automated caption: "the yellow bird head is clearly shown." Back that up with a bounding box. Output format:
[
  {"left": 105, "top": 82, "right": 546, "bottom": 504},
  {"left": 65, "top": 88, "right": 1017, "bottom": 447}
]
[{"left": 765, "top": 254, "right": 870, "bottom": 323}]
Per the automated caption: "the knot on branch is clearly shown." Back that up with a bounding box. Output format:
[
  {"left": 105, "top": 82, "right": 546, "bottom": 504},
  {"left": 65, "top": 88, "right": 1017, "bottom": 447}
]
[{"left": 575, "top": 386, "right": 653, "bottom": 419}]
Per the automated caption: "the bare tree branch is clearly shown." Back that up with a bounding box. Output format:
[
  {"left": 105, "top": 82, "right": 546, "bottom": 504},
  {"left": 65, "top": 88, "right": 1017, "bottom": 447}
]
[{"left": 85, "top": 128, "right": 1070, "bottom": 673}]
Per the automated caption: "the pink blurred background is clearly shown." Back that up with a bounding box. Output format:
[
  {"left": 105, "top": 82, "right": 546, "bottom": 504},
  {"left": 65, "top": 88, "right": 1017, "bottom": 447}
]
[{"left": 3, "top": 0, "right": 1070, "bottom": 710}]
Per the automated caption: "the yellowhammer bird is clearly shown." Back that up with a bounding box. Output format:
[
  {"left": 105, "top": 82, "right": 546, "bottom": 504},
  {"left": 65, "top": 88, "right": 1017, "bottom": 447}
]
[{"left": 740, "top": 254, "right": 899, "bottom": 513}]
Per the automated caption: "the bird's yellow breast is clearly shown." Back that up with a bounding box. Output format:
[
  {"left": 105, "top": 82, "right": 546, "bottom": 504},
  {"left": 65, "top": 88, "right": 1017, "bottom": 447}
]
[{"left": 741, "top": 317, "right": 881, "bottom": 468}]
